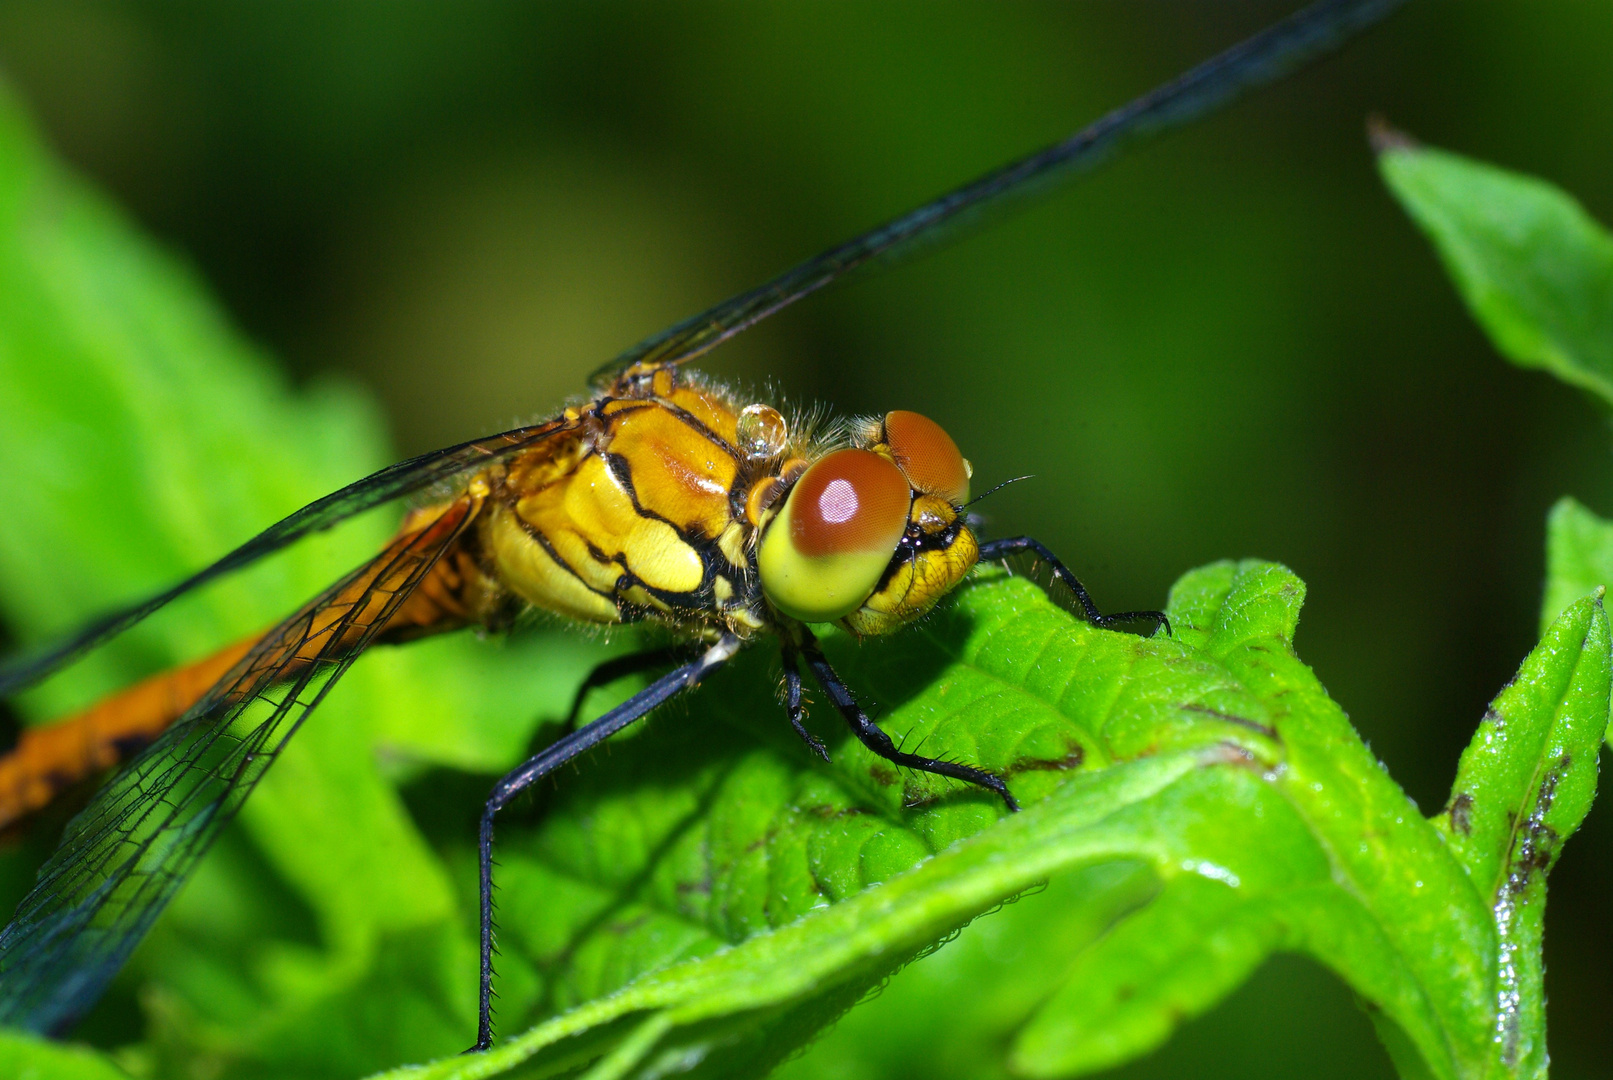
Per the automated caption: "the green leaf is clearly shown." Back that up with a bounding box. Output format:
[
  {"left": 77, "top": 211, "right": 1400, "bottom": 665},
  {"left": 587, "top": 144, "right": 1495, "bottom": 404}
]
[
  {"left": 352, "top": 561, "right": 1588, "bottom": 1080},
  {"left": 1377, "top": 133, "right": 1613, "bottom": 404},
  {"left": 1434, "top": 590, "right": 1610, "bottom": 1078},
  {"left": 0, "top": 1029, "right": 132, "bottom": 1080},
  {"left": 1542, "top": 496, "right": 1613, "bottom": 631}
]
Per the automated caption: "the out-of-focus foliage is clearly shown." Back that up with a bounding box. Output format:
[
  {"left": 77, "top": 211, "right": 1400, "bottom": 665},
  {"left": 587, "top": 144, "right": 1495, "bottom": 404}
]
[
  {"left": 0, "top": 82, "right": 615, "bottom": 1078},
  {"left": 1377, "top": 137, "right": 1613, "bottom": 406},
  {"left": 0, "top": 74, "right": 1609, "bottom": 1080},
  {"left": 0, "top": 1030, "right": 129, "bottom": 1080},
  {"left": 1545, "top": 498, "right": 1613, "bottom": 633},
  {"left": 1378, "top": 138, "right": 1613, "bottom": 649}
]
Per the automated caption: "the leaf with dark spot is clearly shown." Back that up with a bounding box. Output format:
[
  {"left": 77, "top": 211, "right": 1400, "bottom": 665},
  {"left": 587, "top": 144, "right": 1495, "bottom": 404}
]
[
  {"left": 1447, "top": 792, "right": 1474, "bottom": 836},
  {"left": 1434, "top": 593, "right": 1610, "bottom": 1078}
]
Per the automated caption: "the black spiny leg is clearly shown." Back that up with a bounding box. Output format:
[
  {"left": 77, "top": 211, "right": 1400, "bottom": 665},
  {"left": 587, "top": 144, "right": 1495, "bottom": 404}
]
[
  {"left": 798, "top": 630, "right": 1018, "bottom": 812},
  {"left": 559, "top": 645, "right": 692, "bottom": 732},
  {"left": 977, "top": 536, "right": 1170, "bottom": 636},
  {"left": 471, "top": 633, "right": 741, "bottom": 1053},
  {"left": 780, "top": 648, "right": 830, "bottom": 762}
]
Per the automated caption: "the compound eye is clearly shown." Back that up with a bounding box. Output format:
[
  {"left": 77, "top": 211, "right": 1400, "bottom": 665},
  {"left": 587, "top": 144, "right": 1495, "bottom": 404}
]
[
  {"left": 884, "top": 410, "right": 970, "bottom": 505},
  {"left": 758, "top": 448, "right": 910, "bottom": 623}
]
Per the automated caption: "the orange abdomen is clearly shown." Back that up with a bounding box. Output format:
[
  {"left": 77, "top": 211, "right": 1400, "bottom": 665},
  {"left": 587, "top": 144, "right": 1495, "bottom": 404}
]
[
  {"left": 0, "top": 501, "right": 495, "bottom": 833},
  {"left": 0, "top": 634, "right": 259, "bottom": 831}
]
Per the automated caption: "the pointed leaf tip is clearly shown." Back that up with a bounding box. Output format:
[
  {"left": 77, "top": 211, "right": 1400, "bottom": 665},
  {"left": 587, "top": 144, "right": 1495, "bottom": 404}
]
[
  {"left": 1164, "top": 559, "right": 1305, "bottom": 659},
  {"left": 1366, "top": 114, "right": 1418, "bottom": 155},
  {"left": 1440, "top": 592, "right": 1609, "bottom": 892},
  {"left": 1543, "top": 497, "right": 1613, "bottom": 631},
  {"left": 1434, "top": 591, "right": 1610, "bottom": 1076},
  {"left": 1379, "top": 139, "right": 1613, "bottom": 407}
]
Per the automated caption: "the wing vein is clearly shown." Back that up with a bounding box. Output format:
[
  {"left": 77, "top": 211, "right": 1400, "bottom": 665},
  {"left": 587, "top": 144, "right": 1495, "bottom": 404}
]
[{"left": 0, "top": 499, "right": 479, "bottom": 1034}]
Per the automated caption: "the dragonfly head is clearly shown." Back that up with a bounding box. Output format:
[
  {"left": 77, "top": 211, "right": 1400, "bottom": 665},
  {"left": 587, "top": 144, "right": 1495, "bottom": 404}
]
[{"left": 756, "top": 410, "right": 978, "bottom": 634}]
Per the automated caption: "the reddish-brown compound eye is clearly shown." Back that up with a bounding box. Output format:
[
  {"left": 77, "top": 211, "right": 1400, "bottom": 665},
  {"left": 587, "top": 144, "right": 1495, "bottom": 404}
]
[
  {"left": 884, "top": 410, "right": 970, "bottom": 505},
  {"left": 758, "top": 449, "right": 911, "bottom": 622},
  {"left": 789, "top": 449, "right": 910, "bottom": 557}
]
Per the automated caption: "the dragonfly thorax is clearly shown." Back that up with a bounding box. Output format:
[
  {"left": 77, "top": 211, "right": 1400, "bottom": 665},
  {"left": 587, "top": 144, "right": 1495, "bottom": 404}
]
[
  {"left": 471, "top": 362, "right": 979, "bottom": 641},
  {"left": 482, "top": 364, "right": 772, "bottom": 636}
]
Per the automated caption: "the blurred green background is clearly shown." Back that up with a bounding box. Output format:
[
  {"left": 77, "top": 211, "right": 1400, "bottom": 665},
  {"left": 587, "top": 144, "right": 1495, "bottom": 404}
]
[{"left": 0, "top": 1, "right": 1609, "bottom": 1076}]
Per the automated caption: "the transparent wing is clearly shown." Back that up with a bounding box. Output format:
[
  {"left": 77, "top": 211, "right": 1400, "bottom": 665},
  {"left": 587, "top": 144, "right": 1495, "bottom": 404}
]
[
  {"left": 0, "top": 497, "right": 480, "bottom": 1035},
  {"left": 0, "top": 417, "right": 574, "bottom": 698},
  {"left": 589, "top": 0, "right": 1403, "bottom": 387}
]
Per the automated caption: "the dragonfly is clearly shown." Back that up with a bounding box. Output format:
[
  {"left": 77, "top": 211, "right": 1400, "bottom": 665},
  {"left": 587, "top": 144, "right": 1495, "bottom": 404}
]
[{"left": 0, "top": 0, "right": 1405, "bottom": 1051}]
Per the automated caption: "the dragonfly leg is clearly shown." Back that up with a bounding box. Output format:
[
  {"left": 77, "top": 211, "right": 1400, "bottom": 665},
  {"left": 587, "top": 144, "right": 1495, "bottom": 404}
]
[
  {"left": 558, "top": 644, "right": 693, "bottom": 733},
  {"left": 976, "top": 536, "right": 1170, "bottom": 636},
  {"left": 471, "top": 633, "right": 741, "bottom": 1053},
  {"left": 779, "top": 648, "right": 830, "bottom": 762},
  {"left": 798, "top": 630, "right": 1018, "bottom": 813}
]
